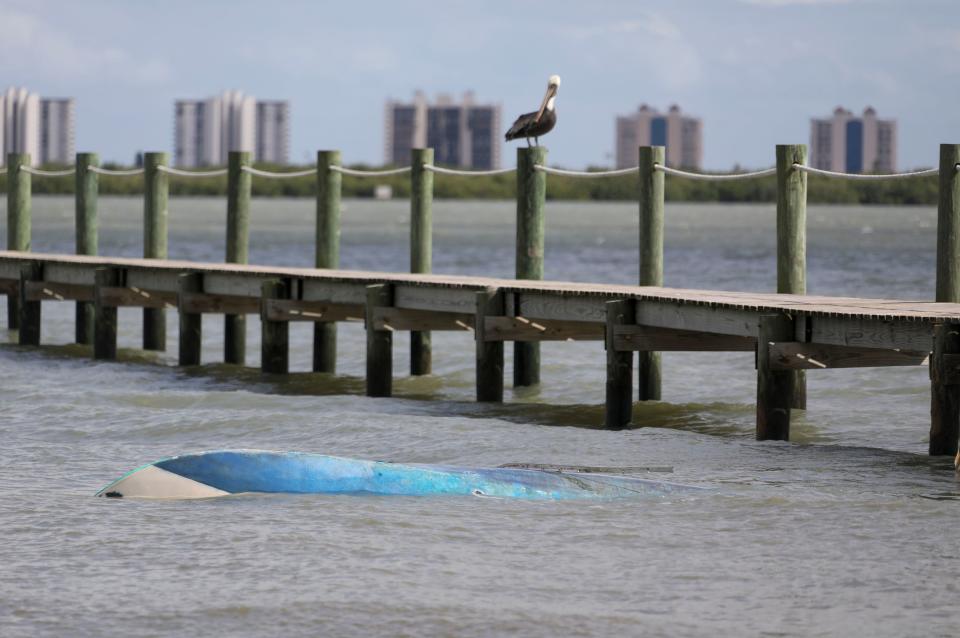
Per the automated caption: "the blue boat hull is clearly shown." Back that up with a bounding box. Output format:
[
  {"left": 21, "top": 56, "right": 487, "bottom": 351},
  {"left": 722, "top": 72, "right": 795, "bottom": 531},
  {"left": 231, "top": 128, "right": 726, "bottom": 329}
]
[{"left": 97, "top": 450, "right": 702, "bottom": 500}]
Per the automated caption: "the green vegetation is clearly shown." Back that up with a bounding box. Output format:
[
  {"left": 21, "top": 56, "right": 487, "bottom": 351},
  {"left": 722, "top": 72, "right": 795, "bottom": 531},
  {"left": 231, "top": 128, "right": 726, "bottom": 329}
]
[{"left": 0, "top": 162, "right": 940, "bottom": 205}]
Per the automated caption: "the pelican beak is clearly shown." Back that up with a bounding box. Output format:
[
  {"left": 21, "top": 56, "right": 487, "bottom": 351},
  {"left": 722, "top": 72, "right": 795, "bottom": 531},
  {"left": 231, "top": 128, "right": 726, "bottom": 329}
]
[{"left": 534, "top": 84, "right": 557, "bottom": 123}]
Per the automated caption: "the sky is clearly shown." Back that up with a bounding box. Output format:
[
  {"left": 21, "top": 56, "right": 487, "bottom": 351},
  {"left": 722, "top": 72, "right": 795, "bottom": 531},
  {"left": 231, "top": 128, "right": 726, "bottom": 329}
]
[{"left": 1, "top": 0, "right": 957, "bottom": 170}]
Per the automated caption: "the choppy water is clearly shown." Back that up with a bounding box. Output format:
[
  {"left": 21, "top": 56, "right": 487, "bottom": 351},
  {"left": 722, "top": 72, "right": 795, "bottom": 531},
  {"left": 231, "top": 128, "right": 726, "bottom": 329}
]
[{"left": 1, "top": 196, "right": 958, "bottom": 637}]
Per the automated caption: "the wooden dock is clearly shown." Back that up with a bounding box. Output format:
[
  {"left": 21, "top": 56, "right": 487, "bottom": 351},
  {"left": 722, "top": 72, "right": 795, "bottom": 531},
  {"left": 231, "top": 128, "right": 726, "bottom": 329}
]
[{"left": 2, "top": 250, "right": 959, "bottom": 454}]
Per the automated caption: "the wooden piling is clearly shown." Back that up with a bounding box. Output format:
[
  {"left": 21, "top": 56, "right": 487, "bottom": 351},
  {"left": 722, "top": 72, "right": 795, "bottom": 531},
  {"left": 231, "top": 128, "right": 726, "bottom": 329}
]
[
  {"left": 756, "top": 313, "right": 796, "bottom": 440},
  {"left": 605, "top": 299, "right": 635, "bottom": 428},
  {"left": 143, "top": 152, "right": 168, "bottom": 351},
  {"left": 75, "top": 152, "right": 98, "bottom": 345},
  {"left": 365, "top": 283, "right": 393, "bottom": 397},
  {"left": 475, "top": 287, "right": 505, "bottom": 402},
  {"left": 776, "top": 144, "right": 808, "bottom": 410},
  {"left": 178, "top": 272, "right": 203, "bottom": 366},
  {"left": 930, "top": 322, "right": 960, "bottom": 455},
  {"left": 17, "top": 261, "right": 42, "bottom": 346},
  {"left": 410, "top": 148, "right": 434, "bottom": 376},
  {"left": 6, "top": 153, "right": 30, "bottom": 329},
  {"left": 314, "top": 150, "right": 341, "bottom": 373},
  {"left": 515, "top": 146, "right": 546, "bottom": 387},
  {"left": 936, "top": 144, "right": 960, "bottom": 303},
  {"left": 93, "top": 267, "right": 120, "bottom": 360},
  {"left": 261, "top": 278, "right": 290, "bottom": 374},
  {"left": 225, "top": 150, "right": 251, "bottom": 365},
  {"left": 638, "top": 146, "right": 664, "bottom": 401}
]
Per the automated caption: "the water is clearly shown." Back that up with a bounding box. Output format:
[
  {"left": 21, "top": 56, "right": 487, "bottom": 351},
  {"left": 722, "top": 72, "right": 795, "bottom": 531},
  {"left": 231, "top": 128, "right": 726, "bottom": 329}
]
[{"left": 1, "top": 197, "right": 958, "bottom": 637}]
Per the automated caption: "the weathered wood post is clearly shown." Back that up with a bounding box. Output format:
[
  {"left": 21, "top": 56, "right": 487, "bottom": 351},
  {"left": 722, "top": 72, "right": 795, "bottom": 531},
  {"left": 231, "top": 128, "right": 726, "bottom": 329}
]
[
  {"left": 475, "top": 287, "right": 505, "bottom": 402},
  {"left": 261, "top": 278, "right": 290, "bottom": 374},
  {"left": 93, "top": 267, "right": 120, "bottom": 360},
  {"left": 314, "top": 150, "right": 341, "bottom": 373},
  {"left": 931, "top": 143, "right": 960, "bottom": 455},
  {"left": 75, "top": 152, "right": 98, "bottom": 344},
  {"left": 410, "top": 147, "right": 434, "bottom": 375},
  {"left": 756, "top": 314, "right": 796, "bottom": 440},
  {"left": 225, "top": 150, "right": 251, "bottom": 364},
  {"left": 6, "top": 152, "right": 31, "bottom": 329},
  {"left": 776, "top": 144, "right": 808, "bottom": 410},
  {"left": 17, "top": 261, "right": 42, "bottom": 346},
  {"left": 930, "top": 323, "right": 960, "bottom": 455},
  {"left": 638, "top": 146, "right": 664, "bottom": 401},
  {"left": 515, "top": 146, "right": 546, "bottom": 387},
  {"left": 365, "top": 283, "right": 393, "bottom": 397},
  {"left": 178, "top": 272, "right": 203, "bottom": 366},
  {"left": 143, "top": 152, "right": 168, "bottom": 351},
  {"left": 605, "top": 299, "right": 635, "bottom": 428}
]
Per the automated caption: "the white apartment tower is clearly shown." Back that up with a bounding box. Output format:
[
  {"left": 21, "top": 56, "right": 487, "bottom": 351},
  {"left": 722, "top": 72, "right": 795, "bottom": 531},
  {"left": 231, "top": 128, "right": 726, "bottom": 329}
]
[
  {"left": 385, "top": 92, "right": 502, "bottom": 170},
  {"left": 174, "top": 91, "right": 288, "bottom": 167},
  {"left": 1, "top": 87, "right": 75, "bottom": 166},
  {"left": 615, "top": 104, "right": 703, "bottom": 170},
  {"left": 810, "top": 107, "right": 897, "bottom": 173}
]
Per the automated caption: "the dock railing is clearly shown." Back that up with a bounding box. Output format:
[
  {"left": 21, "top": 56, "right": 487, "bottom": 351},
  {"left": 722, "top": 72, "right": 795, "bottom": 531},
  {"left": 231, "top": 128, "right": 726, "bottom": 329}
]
[{"left": 3, "top": 145, "right": 959, "bottom": 430}]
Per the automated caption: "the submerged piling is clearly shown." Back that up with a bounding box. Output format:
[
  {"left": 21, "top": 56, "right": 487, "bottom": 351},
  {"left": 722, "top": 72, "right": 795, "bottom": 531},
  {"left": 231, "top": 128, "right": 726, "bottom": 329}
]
[
  {"left": 225, "top": 150, "right": 251, "bottom": 365},
  {"left": 638, "top": 146, "right": 664, "bottom": 402},
  {"left": 143, "top": 152, "right": 168, "bottom": 351},
  {"left": 75, "top": 152, "right": 98, "bottom": 345},
  {"left": 6, "top": 153, "right": 31, "bottom": 329},
  {"left": 410, "top": 148, "right": 433, "bottom": 376},
  {"left": 314, "top": 150, "right": 341, "bottom": 374}
]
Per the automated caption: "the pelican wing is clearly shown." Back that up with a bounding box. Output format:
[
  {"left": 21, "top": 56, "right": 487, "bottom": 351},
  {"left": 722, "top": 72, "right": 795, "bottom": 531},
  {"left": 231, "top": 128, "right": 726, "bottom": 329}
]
[{"left": 505, "top": 110, "right": 538, "bottom": 141}]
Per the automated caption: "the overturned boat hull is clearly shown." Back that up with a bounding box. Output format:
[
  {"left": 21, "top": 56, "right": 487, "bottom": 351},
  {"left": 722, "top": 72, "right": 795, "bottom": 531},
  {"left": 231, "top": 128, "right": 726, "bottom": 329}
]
[{"left": 97, "top": 450, "right": 701, "bottom": 500}]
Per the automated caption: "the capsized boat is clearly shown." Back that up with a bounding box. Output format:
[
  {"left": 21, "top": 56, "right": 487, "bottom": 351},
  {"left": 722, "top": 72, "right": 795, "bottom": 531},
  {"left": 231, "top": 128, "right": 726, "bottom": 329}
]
[{"left": 96, "top": 450, "right": 704, "bottom": 500}]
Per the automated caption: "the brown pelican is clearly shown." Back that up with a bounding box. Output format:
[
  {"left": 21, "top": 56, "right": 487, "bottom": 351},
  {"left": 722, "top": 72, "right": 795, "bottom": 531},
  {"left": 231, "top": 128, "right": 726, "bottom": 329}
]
[{"left": 505, "top": 75, "right": 560, "bottom": 147}]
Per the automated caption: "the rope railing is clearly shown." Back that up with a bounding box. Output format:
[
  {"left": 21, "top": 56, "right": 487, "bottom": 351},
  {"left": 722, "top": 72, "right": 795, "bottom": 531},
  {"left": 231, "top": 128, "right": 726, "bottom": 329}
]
[
  {"left": 424, "top": 164, "right": 514, "bottom": 176},
  {"left": 655, "top": 164, "right": 777, "bottom": 181},
  {"left": 330, "top": 165, "right": 411, "bottom": 177},
  {"left": 241, "top": 166, "right": 317, "bottom": 179},
  {"left": 792, "top": 164, "right": 940, "bottom": 180},
  {"left": 20, "top": 166, "right": 77, "bottom": 177},
  {"left": 534, "top": 165, "right": 638, "bottom": 178},
  {"left": 87, "top": 166, "right": 145, "bottom": 176},
  {"left": 156, "top": 165, "right": 228, "bottom": 177}
]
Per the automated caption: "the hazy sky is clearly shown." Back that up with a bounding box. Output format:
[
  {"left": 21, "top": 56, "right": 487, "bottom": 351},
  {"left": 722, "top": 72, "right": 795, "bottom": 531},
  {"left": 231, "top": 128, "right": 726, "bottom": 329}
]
[{"left": 1, "top": 0, "right": 957, "bottom": 169}]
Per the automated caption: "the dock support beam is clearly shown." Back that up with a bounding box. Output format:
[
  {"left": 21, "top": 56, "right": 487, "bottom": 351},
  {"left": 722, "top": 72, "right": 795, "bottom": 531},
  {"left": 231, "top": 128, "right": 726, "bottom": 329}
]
[
  {"left": 261, "top": 279, "right": 290, "bottom": 374},
  {"left": 410, "top": 148, "right": 433, "bottom": 375},
  {"left": 6, "top": 152, "right": 30, "bottom": 330},
  {"left": 225, "top": 150, "right": 251, "bottom": 365},
  {"left": 143, "top": 152, "right": 168, "bottom": 351},
  {"left": 365, "top": 283, "right": 393, "bottom": 397},
  {"left": 178, "top": 272, "right": 203, "bottom": 366},
  {"left": 638, "top": 146, "right": 664, "bottom": 401},
  {"left": 75, "top": 152, "right": 98, "bottom": 345},
  {"left": 17, "top": 262, "right": 42, "bottom": 346},
  {"left": 776, "top": 144, "right": 808, "bottom": 410},
  {"left": 515, "top": 146, "right": 546, "bottom": 387},
  {"left": 93, "top": 267, "right": 120, "bottom": 360},
  {"left": 475, "top": 287, "right": 505, "bottom": 402},
  {"left": 605, "top": 299, "right": 635, "bottom": 428},
  {"left": 314, "top": 150, "right": 341, "bottom": 374},
  {"left": 756, "top": 314, "right": 796, "bottom": 440},
  {"left": 930, "top": 323, "right": 960, "bottom": 455}
]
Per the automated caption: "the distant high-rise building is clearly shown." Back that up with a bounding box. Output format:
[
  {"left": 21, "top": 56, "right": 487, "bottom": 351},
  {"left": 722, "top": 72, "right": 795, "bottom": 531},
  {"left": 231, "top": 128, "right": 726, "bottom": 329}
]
[
  {"left": 256, "top": 101, "right": 290, "bottom": 164},
  {"left": 810, "top": 107, "right": 897, "bottom": 173},
  {"left": 615, "top": 104, "right": 702, "bottom": 170},
  {"left": 1, "top": 87, "right": 75, "bottom": 166},
  {"left": 174, "top": 91, "right": 288, "bottom": 167},
  {"left": 385, "top": 92, "right": 501, "bottom": 169}
]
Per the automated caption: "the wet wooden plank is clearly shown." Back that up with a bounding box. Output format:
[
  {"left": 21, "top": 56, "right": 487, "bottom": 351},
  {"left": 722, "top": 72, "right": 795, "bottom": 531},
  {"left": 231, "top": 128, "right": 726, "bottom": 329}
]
[
  {"left": 809, "top": 316, "right": 933, "bottom": 351},
  {"left": 264, "top": 300, "right": 364, "bottom": 323},
  {"left": 614, "top": 325, "right": 756, "bottom": 352},
  {"left": 23, "top": 281, "right": 94, "bottom": 302},
  {"left": 98, "top": 286, "right": 177, "bottom": 309},
  {"left": 769, "top": 342, "right": 929, "bottom": 370},
  {"left": 483, "top": 316, "right": 604, "bottom": 342},
  {"left": 373, "top": 307, "right": 474, "bottom": 332},
  {"left": 179, "top": 292, "right": 260, "bottom": 315}
]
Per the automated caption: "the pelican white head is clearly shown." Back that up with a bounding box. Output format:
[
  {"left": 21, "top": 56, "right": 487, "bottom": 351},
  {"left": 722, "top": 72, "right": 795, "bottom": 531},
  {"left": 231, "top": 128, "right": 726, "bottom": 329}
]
[
  {"left": 536, "top": 75, "right": 561, "bottom": 121},
  {"left": 548, "top": 75, "right": 561, "bottom": 89}
]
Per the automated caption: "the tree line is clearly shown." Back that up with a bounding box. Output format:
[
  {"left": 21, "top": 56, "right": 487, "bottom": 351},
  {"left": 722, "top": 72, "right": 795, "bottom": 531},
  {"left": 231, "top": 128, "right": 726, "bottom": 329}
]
[{"left": 0, "top": 162, "right": 939, "bottom": 205}]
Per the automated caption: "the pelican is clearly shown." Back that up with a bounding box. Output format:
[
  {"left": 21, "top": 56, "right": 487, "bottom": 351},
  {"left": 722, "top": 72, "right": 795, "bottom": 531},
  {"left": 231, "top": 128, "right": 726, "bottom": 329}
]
[{"left": 505, "top": 75, "right": 561, "bottom": 147}]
